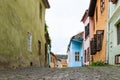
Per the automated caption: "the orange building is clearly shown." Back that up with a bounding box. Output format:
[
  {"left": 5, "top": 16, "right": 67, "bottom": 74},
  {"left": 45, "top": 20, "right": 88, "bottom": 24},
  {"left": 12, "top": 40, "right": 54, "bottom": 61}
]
[
  {"left": 88, "top": 0, "right": 108, "bottom": 63},
  {"left": 50, "top": 52, "right": 57, "bottom": 68},
  {"left": 61, "top": 59, "right": 68, "bottom": 68},
  {"left": 56, "top": 55, "right": 68, "bottom": 68}
]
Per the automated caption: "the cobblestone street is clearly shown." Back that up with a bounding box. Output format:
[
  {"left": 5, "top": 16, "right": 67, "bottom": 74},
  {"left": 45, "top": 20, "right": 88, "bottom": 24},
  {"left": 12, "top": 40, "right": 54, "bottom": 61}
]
[{"left": 0, "top": 66, "right": 120, "bottom": 80}]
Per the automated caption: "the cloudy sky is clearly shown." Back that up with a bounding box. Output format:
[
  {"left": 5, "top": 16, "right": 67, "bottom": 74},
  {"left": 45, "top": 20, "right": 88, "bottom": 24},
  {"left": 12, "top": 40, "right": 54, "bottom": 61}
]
[{"left": 46, "top": 0, "right": 90, "bottom": 54}]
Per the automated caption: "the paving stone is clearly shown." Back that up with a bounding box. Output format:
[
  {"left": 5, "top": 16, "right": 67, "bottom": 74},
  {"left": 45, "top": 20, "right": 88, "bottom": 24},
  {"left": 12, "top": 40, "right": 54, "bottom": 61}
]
[{"left": 0, "top": 67, "right": 119, "bottom": 80}]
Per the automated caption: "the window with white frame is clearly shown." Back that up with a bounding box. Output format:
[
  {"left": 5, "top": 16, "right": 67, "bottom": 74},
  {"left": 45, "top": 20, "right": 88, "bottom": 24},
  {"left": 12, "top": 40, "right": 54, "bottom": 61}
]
[
  {"left": 28, "top": 32, "right": 32, "bottom": 52},
  {"left": 75, "top": 52, "right": 80, "bottom": 61}
]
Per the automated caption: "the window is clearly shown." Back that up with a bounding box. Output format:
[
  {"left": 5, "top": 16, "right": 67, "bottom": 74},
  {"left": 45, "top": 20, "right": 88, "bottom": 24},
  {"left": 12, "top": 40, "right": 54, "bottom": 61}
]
[
  {"left": 97, "top": 34, "right": 102, "bottom": 51},
  {"left": 96, "top": 6, "right": 98, "bottom": 22},
  {"left": 94, "top": 31, "right": 103, "bottom": 51},
  {"left": 28, "top": 32, "right": 32, "bottom": 52},
  {"left": 51, "top": 57, "right": 52, "bottom": 62},
  {"left": 115, "top": 54, "right": 120, "bottom": 64},
  {"left": 100, "top": 0, "right": 105, "bottom": 13},
  {"left": 84, "top": 50, "right": 86, "bottom": 63},
  {"left": 90, "top": 38, "right": 96, "bottom": 55},
  {"left": 39, "top": 3, "right": 42, "bottom": 19},
  {"left": 87, "top": 48, "right": 90, "bottom": 62},
  {"left": 117, "top": 23, "right": 120, "bottom": 45},
  {"left": 94, "top": 34, "right": 97, "bottom": 50},
  {"left": 85, "top": 23, "right": 89, "bottom": 39},
  {"left": 38, "top": 40, "right": 41, "bottom": 55},
  {"left": 45, "top": 43, "right": 47, "bottom": 64},
  {"left": 75, "top": 52, "right": 79, "bottom": 61}
]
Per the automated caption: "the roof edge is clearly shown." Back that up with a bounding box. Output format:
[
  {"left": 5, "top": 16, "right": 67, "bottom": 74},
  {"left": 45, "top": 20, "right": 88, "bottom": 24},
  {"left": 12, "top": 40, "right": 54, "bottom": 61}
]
[
  {"left": 42, "top": 0, "right": 50, "bottom": 8},
  {"left": 81, "top": 10, "right": 88, "bottom": 22},
  {"left": 88, "top": 0, "right": 97, "bottom": 17}
]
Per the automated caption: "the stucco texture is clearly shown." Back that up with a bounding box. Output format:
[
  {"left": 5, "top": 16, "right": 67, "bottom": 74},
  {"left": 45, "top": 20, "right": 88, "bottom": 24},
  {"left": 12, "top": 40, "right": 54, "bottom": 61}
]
[
  {"left": 108, "top": 0, "right": 120, "bottom": 65},
  {"left": 92, "top": 0, "right": 108, "bottom": 62},
  {"left": 0, "top": 0, "right": 47, "bottom": 68}
]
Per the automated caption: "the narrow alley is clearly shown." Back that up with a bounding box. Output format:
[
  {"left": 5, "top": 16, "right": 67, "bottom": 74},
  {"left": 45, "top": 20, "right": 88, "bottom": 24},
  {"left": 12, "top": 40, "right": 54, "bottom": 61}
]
[
  {"left": 0, "top": 66, "right": 120, "bottom": 80},
  {"left": 0, "top": 0, "right": 120, "bottom": 80}
]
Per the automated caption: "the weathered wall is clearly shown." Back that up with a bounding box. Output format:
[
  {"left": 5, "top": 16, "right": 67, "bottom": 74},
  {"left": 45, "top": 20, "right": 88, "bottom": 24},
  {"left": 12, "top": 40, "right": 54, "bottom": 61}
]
[
  {"left": 0, "top": 0, "right": 47, "bottom": 68},
  {"left": 93, "top": 0, "right": 108, "bottom": 62},
  {"left": 50, "top": 53, "right": 57, "bottom": 68},
  {"left": 83, "top": 16, "right": 90, "bottom": 65},
  {"left": 108, "top": 0, "right": 120, "bottom": 65}
]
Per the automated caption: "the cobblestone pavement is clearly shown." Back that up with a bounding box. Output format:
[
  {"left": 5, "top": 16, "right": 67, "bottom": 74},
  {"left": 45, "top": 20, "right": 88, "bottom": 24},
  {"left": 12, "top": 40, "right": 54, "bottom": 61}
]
[{"left": 0, "top": 66, "right": 120, "bottom": 80}]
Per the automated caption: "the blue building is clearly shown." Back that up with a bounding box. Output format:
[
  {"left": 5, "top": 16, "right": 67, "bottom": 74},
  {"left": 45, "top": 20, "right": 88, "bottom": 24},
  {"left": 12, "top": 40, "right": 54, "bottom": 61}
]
[
  {"left": 47, "top": 45, "right": 51, "bottom": 67},
  {"left": 67, "top": 32, "right": 84, "bottom": 67}
]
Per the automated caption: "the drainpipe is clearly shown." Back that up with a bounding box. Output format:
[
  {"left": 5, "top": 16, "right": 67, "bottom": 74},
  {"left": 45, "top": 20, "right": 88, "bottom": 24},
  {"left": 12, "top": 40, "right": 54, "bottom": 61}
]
[{"left": 106, "top": 1, "right": 110, "bottom": 64}]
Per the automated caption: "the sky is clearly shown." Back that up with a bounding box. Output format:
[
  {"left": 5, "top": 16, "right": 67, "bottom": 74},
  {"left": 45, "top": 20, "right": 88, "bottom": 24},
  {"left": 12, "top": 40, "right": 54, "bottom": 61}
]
[{"left": 46, "top": 0, "right": 90, "bottom": 55}]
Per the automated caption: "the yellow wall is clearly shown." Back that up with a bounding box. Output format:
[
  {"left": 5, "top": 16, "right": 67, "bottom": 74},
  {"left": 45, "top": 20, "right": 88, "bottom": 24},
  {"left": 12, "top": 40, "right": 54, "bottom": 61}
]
[
  {"left": 50, "top": 53, "right": 57, "bottom": 68},
  {"left": 61, "top": 59, "right": 68, "bottom": 68},
  {"left": 0, "top": 0, "right": 48, "bottom": 68},
  {"left": 92, "top": 0, "right": 108, "bottom": 62}
]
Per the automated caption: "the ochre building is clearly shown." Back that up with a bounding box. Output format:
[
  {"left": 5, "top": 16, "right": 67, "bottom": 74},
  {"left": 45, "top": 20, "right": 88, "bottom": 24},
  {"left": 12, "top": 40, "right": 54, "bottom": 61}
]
[
  {"left": 0, "top": 0, "right": 50, "bottom": 68},
  {"left": 88, "top": 0, "right": 108, "bottom": 63}
]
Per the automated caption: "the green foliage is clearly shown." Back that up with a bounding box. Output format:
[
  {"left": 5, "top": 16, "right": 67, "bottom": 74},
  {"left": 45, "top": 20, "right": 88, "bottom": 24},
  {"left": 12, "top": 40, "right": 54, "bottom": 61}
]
[
  {"left": 90, "top": 61, "right": 105, "bottom": 66},
  {"left": 45, "top": 23, "right": 51, "bottom": 47}
]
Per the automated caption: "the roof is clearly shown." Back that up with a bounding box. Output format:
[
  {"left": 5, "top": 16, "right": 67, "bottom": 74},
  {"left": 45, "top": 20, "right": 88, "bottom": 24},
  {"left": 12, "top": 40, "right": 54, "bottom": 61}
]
[
  {"left": 55, "top": 55, "right": 68, "bottom": 59},
  {"left": 50, "top": 52, "right": 57, "bottom": 59},
  {"left": 71, "top": 32, "right": 84, "bottom": 40},
  {"left": 42, "top": 0, "right": 50, "bottom": 8},
  {"left": 67, "top": 32, "right": 84, "bottom": 52},
  {"left": 81, "top": 10, "right": 88, "bottom": 23},
  {"left": 88, "top": 0, "right": 97, "bottom": 17}
]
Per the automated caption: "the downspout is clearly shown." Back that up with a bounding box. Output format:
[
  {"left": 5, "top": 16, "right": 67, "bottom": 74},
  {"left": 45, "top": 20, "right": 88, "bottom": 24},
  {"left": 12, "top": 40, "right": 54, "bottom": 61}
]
[{"left": 106, "top": 1, "right": 110, "bottom": 64}]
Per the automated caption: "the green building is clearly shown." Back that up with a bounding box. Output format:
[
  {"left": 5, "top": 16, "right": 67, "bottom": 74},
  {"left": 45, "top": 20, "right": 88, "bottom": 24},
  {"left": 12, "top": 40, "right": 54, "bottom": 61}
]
[
  {"left": 108, "top": 0, "right": 120, "bottom": 65},
  {"left": 0, "top": 0, "right": 50, "bottom": 68}
]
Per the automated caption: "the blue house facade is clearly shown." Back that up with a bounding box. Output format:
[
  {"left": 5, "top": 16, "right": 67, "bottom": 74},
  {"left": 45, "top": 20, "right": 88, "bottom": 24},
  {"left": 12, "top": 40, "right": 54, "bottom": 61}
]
[
  {"left": 67, "top": 32, "right": 84, "bottom": 67},
  {"left": 47, "top": 45, "right": 51, "bottom": 67}
]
